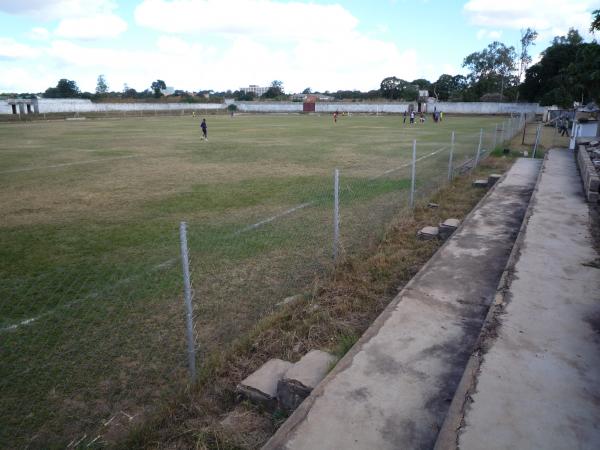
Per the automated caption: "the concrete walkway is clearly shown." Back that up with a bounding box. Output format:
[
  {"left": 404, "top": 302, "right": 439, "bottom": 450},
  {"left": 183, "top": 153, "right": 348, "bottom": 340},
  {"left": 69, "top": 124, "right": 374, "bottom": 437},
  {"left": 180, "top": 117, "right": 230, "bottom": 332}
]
[
  {"left": 436, "top": 149, "right": 600, "bottom": 450},
  {"left": 264, "top": 158, "right": 541, "bottom": 450}
]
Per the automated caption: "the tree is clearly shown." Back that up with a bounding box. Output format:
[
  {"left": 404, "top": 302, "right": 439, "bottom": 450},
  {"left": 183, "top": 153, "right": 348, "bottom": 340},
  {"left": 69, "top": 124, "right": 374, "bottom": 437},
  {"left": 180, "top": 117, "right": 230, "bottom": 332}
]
[
  {"left": 411, "top": 78, "right": 431, "bottom": 95},
  {"left": 520, "top": 29, "right": 600, "bottom": 107},
  {"left": 302, "top": 87, "right": 312, "bottom": 94},
  {"left": 96, "top": 74, "right": 108, "bottom": 95},
  {"left": 591, "top": 9, "right": 600, "bottom": 33},
  {"left": 151, "top": 79, "right": 166, "bottom": 98},
  {"left": 463, "top": 41, "right": 517, "bottom": 101},
  {"left": 515, "top": 29, "right": 538, "bottom": 102},
  {"left": 380, "top": 76, "right": 402, "bottom": 99},
  {"left": 262, "top": 80, "right": 284, "bottom": 98},
  {"left": 380, "top": 77, "right": 420, "bottom": 101},
  {"left": 44, "top": 79, "right": 80, "bottom": 98},
  {"left": 431, "top": 74, "right": 468, "bottom": 101}
]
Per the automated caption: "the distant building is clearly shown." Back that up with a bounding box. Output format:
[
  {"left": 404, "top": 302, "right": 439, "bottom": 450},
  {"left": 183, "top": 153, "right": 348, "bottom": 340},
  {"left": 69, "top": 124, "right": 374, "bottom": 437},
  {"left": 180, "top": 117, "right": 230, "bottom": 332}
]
[{"left": 241, "top": 85, "right": 269, "bottom": 96}]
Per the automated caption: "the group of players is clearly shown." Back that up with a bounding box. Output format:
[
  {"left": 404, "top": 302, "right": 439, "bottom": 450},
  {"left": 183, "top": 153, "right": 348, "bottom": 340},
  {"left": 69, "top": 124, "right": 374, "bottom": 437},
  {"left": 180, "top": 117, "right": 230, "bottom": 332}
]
[{"left": 196, "top": 107, "right": 446, "bottom": 142}]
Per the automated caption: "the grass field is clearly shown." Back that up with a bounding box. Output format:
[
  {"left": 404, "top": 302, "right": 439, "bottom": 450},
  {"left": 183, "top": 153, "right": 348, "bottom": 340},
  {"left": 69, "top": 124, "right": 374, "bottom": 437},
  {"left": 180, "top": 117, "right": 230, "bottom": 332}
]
[{"left": 0, "top": 113, "right": 505, "bottom": 447}]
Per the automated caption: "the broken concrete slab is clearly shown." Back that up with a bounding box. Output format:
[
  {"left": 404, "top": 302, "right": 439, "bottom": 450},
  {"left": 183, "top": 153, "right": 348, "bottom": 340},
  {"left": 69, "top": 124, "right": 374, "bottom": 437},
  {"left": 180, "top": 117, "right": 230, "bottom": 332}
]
[
  {"left": 438, "top": 219, "right": 460, "bottom": 240},
  {"left": 417, "top": 226, "right": 439, "bottom": 240},
  {"left": 278, "top": 350, "right": 337, "bottom": 412},
  {"left": 487, "top": 174, "right": 502, "bottom": 186},
  {"left": 236, "top": 359, "right": 293, "bottom": 411},
  {"left": 472, "top": 179, "right": 488, "bottom": 188}
]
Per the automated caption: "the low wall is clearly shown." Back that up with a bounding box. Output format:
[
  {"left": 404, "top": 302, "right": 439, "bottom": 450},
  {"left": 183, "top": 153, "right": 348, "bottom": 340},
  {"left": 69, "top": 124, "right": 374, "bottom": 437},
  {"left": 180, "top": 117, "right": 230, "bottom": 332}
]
[
  {"left": 0, "top": 98, "right": 225, "bottom": 114},
  {"left": 234, "top": 102, "right": 302, "bottom": 113},
  {"left": 576, "top": 144, "right": 600, "bottom": 203},
  {"left": 427, "top": 101, "right": 544, "bottom": 115},
  {"left": 0, "top": 98, "right": 545, "bottom": 116}
]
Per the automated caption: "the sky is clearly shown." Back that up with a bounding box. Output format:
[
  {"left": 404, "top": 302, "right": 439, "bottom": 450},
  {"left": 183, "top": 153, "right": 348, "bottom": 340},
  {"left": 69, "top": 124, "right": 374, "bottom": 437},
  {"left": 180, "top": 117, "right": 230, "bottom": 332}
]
[{"left": 0, "top": 0, "right": 597, "bottom": 94}]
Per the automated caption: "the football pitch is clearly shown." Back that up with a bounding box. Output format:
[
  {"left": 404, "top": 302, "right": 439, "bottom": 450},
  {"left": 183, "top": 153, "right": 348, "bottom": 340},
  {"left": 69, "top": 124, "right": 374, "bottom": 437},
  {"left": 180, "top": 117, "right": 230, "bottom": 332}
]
[{"left": 0, "top": 113, "right": 502, "bottom": 446}]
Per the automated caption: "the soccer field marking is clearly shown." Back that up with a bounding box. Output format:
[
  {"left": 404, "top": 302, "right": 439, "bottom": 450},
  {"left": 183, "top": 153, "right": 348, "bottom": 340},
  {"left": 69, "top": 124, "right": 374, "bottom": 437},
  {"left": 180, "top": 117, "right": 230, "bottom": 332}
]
[
  {"left": 1, "top": 258, "right": 178, "bottom": 333},
  {"left": 0, "top": 297, "right": 85, "bottom": 332},
  {"left": 0, "top": 155, "right": 139, "bottom": 174},
  {"left": 372, "top": 145, "right": 449, "bottom": 179},
  {"left": 234, "top": 202, "right": 314, "bottom": 235}
]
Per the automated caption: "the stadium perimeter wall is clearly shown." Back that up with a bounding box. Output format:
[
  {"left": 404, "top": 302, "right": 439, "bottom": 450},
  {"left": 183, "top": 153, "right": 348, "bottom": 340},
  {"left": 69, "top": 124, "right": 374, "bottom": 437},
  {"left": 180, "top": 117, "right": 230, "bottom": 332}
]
[{"left": 0, "top": 98, "right": 544, "bottom": 115}]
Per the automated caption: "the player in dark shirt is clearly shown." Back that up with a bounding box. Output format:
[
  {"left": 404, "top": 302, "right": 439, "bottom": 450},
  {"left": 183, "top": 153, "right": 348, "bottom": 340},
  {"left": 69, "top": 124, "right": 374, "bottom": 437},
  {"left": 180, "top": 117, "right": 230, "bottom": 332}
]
[{"left": 200, "top": 118, "right": 208, "bottom": 141}]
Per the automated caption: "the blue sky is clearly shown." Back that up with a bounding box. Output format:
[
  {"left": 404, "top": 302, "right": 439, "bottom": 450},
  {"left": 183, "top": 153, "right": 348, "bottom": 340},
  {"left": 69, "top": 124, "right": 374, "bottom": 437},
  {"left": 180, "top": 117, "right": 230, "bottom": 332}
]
[{"left": 0, "top": 0, "right": 597, "bottom": 94}]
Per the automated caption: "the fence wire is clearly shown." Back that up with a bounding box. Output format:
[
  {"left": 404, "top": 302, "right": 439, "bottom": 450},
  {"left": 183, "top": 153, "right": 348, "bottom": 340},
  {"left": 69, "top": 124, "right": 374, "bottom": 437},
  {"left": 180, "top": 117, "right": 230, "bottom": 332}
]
[{"left": 0, "top": 114, "right": 528, "bottom": 448}]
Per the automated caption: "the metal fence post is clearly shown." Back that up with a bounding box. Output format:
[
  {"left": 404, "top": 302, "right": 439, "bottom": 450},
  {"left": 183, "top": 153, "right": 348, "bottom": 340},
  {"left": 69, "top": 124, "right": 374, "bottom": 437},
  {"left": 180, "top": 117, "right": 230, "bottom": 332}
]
[
  {"left": 473, "top": 128, "right": 483, "bottom": 170},
  {"left": 333, "top": 168, "right": 340, "bottom": 262},
  {"left": 493, "top": 124, "right": 498, "bottom": 150},
  {"left": 500, "top": 121, "right": 505, "bottom": 145},
  {"left": 532, "top": 124, "right": 541, "bottom": 159},
  {"left": 410, "top": 140, "right": 416, "bottom": 209},
  {"left": 448, "top": 132, "right": 455, "bottom": 182},
  {"left": 179, "top": 221, "right": 197, "bottom": 382}
]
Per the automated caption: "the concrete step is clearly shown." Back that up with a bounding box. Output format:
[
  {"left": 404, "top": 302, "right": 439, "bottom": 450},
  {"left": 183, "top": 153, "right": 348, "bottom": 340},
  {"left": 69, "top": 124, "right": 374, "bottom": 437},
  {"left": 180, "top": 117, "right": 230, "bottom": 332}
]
[
  {"left": 417, "top": 226, "right": 439, "bottom": 240},
  {"left": 236, "top": 351, "right": 336, "bottom": 413},
  {"left": 277, "top": 350, "right": 336, "bottom": 412},
  {"left": 438, "top": 219, "right": 460, "bottom": 240},
  {"left": 472, "top": 179, "right": 488, "bottom": 188},
  {"left": 236, "top": 359, "right": 293, "bottom": 411}
]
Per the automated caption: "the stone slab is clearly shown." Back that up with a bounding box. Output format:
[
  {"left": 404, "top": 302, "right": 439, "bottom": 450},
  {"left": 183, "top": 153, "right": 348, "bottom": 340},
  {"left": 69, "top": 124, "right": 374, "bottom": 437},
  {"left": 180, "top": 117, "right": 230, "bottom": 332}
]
[
  {"left": 236, "top": 359, "right": 293, "bottom": 410},
  {"left": 487, "top": 174, "right": 502, "bottom": 186},
  {"left": 417, "top": 226, "right": 439, "bottom": 240},
  {"left": 438, "top": 219, "right": 460, "bottom": 240},
  {"left": 278, "top": 350, "right": 337, "bottom": 412},
  {"left": 472, "top": 179, "right": 488, "bottom": 188}
]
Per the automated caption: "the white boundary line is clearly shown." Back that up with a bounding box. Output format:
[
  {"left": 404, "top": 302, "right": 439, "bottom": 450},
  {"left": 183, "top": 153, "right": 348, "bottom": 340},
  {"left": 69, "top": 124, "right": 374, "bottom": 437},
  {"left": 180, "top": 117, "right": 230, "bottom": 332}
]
[
  {"left": 234, "top": 202, "right": 313, "bottom": 235},
  {"left": 0, "top": 155, "right": 139, "bottom": 174},
  {"left": 372, "top": 145, "right": 449, "bottom": 179}
]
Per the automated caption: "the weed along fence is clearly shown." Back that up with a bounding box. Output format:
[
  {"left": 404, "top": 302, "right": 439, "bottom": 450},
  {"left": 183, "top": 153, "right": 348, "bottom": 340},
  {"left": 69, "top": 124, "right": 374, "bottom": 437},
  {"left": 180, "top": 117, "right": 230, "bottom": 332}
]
[{"left": 0, "top": 114, "right": 527, "bottom": 447}]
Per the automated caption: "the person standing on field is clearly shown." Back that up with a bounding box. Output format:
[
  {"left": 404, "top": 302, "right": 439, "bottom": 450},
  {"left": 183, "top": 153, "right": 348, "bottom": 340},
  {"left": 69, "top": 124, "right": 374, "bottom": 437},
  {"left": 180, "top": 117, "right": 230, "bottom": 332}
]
[
  {"left": 200, "top": 118, "right": 208, "bottom": 140},
  {"left": 410, "top": 110, "right": 415, "bottom": 125},
  {"left": 403, "top": 110, "right": 407, "bottom": 124}
]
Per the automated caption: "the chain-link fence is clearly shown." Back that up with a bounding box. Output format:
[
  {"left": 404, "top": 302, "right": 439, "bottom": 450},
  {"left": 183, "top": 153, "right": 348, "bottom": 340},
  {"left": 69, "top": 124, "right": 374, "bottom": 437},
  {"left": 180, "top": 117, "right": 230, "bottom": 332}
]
[
  {"left": 178, "top": 114, "right": 528, "bottom": 382},
  {"left": 1, "top": 114, "right": 527, "bottom": 447}
]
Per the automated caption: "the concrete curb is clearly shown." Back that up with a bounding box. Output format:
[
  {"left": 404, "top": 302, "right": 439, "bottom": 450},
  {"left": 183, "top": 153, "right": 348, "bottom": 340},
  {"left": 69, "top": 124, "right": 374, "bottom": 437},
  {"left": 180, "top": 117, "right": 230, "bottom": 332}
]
[{"left": 432, "top": 151, "right": 550, "bottom": 450}]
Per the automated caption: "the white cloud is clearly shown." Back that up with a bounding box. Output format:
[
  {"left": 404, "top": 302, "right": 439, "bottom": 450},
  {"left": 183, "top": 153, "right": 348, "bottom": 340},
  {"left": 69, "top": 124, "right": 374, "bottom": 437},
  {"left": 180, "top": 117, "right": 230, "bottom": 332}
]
[
  {"left": 38, "top": 31, "right": 421, "bottom": 94},
  {"left": 28, "top": 27, "right": 50, "bottom": 40},
  {"left": 0, "top": 38, "right": 41, "bottom": 59},
  {"left": 476, "top": 29, "right": 502, "bottom": 40},
  {"left": 135, "top": 0, "right": 358, "bottom": 40},
  {"left": 464, "top": 0, "right": 596, "bottom": 39},
  {"left": 0, "top": 0, "right": 119, "bottom": 21},
  {"left": 0, "top": 66, "right": 55, "bottom": 92},
  {"left": 55, "top": 14, "right": 127, "bottom": 39},
  {"left": 1, "top": 0, "right": 127, "bottom": 40},
  {"left": 156, "top": 36, "right": 204, "bottom": 55}
]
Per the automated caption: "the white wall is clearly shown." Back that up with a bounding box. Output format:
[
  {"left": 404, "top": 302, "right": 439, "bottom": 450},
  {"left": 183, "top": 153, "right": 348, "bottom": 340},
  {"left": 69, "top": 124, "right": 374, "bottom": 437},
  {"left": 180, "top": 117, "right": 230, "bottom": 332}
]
[
  {"left": 0, "top": 98, "right": 545, "bottom": 115},
  {"left": 0, "top": 98, "right": 226, "bottom": 114}
]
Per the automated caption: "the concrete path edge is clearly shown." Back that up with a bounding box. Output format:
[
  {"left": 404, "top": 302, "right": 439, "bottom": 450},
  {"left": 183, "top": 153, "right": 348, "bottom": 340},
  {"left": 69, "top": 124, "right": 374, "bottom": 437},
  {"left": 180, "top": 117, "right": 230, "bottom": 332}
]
[
  {"left": 433, "top": 152, "right": 547, "bottom": 450},
  {"left": 263, "top": 165, "right": 513, "bottom": 450}
]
